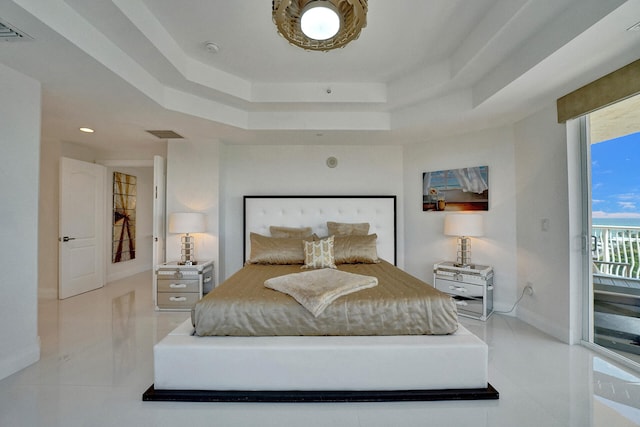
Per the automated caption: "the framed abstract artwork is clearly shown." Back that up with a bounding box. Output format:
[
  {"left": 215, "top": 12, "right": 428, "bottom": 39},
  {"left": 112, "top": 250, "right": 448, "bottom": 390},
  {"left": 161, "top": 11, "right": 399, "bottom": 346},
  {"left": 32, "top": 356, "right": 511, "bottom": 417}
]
[
  {"left": 112, "top": 172, "right": 136, "bottom": 263},
  {"left": 422, "top": 166, "right": 489, "bottom": 212}
]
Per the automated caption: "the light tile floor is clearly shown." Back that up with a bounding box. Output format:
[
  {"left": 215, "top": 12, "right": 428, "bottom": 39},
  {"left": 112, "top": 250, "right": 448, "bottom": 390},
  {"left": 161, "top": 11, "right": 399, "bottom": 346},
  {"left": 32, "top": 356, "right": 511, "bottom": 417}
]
[{"left": 1, "top": 271, "right": 639, "bottom": 427}]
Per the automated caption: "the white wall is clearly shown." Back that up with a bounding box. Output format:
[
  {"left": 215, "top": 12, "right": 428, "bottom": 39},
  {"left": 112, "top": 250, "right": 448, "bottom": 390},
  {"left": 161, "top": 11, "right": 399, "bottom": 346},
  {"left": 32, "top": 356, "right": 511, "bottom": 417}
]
[
  {"left": 166, "top": 139, "right": 220, "bottom": 281},
  {"left": 38, "top": 137, "right": 61, "bottom": 299},
  {"left": 0, "top": 64, "right": 41, "bottom": 380},
  {"left": 402, "top": 127, "right": 518, "bottom": 312},
  {"left": 106, "top": 166, "right": 154, "bottom": 282},
  {"left": 220, "top": 145, "right": 404, "bottom": 279},
  {"left": 514, "top": 105, "right": 574, "bottom": 343}
]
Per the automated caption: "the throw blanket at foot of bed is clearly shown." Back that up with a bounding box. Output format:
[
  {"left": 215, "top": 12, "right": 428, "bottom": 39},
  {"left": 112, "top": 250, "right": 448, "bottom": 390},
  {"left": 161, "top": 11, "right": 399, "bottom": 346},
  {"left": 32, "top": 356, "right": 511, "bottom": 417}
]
[{"left": 264, "top": 268, "right": 378, "bottom": 317}]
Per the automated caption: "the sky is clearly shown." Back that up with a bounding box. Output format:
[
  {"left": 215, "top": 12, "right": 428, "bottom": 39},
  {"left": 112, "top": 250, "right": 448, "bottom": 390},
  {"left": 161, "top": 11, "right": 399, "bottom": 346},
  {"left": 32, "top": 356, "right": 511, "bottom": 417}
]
[{"left": 591, "top": 131, "right": 640, "bottom": 219}]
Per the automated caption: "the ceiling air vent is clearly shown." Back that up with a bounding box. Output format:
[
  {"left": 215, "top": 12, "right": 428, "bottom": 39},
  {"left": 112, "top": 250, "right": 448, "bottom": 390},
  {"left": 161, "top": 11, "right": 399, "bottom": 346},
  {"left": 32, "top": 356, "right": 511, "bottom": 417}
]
[
  {"left": 627, "top": 21, "right": 640, "bottom": 32},
  {"left": 146, "top": 130, "right": 184, "bottom": 139},
  {"left": 0, "top": 20, "right": 32, "bottom": 41}
]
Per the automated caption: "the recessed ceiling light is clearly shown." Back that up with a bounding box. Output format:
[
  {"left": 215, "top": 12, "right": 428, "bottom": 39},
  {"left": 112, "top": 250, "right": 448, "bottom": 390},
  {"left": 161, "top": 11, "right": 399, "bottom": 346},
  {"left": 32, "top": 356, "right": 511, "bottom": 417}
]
[{"left": 79, "top": 127, "right": 94, "bottom": 133}]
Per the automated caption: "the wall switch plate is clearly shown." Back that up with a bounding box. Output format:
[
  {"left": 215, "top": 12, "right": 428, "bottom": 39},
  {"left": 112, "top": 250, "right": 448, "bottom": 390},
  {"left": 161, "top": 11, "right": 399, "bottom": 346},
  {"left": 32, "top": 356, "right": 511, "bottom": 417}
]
[{"left": 541, "top": 218, "right": 550, "bottom": 232}]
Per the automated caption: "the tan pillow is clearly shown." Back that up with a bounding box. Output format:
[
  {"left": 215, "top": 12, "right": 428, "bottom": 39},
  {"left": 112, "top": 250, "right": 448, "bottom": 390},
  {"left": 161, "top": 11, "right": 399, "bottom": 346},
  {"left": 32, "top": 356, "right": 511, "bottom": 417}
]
[
  {"left": 302, "top": 236, "right": 336, "bottom": 269},
  {"left": 270, "top": 226, "right": 313, "bottom": 238},
  {"left": 333, "top": 234, "right": 380, "bottom": 264},
  {"left": 247, "top": 233, "right": 309, "bottom": 264},
  {"left": 327, "top": 221, "right": 370, "bottom": 236}
]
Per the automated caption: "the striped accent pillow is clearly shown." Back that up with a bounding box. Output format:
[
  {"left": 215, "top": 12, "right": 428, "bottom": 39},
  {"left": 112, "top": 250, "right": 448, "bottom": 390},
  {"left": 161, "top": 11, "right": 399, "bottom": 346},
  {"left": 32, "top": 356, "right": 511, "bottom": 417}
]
[{"left": 302, "top": 236, "right": 336, "bottom": 269}]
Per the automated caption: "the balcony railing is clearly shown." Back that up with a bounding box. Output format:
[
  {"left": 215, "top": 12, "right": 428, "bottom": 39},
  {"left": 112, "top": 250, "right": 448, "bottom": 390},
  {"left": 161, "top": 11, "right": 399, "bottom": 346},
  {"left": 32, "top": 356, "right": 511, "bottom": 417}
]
[{"left": 592, "top": 225, "right": 640, "bottom": 279}]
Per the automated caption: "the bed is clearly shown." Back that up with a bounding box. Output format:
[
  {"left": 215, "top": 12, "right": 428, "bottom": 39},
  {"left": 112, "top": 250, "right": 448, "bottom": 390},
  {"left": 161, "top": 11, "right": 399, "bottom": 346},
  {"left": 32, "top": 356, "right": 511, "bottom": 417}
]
[{"left": 143, "top": 195, "right": 498, "bottom": 402}]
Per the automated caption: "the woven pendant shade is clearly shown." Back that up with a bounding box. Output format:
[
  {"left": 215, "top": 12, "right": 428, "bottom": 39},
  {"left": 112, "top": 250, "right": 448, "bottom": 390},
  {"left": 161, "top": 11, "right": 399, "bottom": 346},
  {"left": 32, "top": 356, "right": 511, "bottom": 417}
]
[{"left": 273, "top": 0, "right": 367, "bottom": 51}]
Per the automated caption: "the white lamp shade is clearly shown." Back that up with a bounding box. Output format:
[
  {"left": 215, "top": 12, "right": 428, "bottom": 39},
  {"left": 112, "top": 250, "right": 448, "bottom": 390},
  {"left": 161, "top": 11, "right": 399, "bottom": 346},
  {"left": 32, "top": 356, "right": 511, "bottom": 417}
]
[
  {"left": 444, "top": 214, "right": 484, "bottom": 237},
  {"left": 169, "top": 212, "right": 206, "bottom": 234}
]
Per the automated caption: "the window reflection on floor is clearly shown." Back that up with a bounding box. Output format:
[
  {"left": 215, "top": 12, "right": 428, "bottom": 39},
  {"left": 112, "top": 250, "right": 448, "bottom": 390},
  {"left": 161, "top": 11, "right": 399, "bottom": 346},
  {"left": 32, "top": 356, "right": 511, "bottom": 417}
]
[{"left": 593, "top": 357, "right": 640, "bottom": 425}]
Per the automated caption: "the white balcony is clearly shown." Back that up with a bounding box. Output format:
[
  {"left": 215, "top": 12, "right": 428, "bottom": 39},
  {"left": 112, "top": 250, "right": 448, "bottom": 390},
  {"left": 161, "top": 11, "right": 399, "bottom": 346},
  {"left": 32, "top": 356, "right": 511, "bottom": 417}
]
[
  {"left": 591, "top": 225, "right": 640, "bottom": 358},
  {"left": 592, "top": 225, "right": 640, "bottom": 279}
]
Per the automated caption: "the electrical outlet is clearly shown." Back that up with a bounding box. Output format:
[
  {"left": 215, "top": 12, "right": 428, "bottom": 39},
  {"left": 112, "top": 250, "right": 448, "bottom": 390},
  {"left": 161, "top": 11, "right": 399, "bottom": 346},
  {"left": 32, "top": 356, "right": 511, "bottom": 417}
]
[{"left": 524, "top": 283, "right": 534, "bottom": 296}]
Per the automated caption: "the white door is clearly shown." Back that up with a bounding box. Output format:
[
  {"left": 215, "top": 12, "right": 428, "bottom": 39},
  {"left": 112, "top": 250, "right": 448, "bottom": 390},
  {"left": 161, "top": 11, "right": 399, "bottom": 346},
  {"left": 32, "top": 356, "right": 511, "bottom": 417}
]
[
  {"left": 59, "top": 157, "right": 106, "bottom": 299},
  {"left": 152, "top": 155, "right": 166, "bottom": 268}
]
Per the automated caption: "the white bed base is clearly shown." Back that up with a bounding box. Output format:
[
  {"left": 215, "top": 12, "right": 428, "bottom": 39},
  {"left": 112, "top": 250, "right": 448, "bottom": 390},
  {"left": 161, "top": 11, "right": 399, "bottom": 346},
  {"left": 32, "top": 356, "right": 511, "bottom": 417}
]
[
  {"left": 146, "top": 196, "right": 496, "bottom": 402},
  {"left": 154, "top": 319, "right": 488, "bottom": 392}
]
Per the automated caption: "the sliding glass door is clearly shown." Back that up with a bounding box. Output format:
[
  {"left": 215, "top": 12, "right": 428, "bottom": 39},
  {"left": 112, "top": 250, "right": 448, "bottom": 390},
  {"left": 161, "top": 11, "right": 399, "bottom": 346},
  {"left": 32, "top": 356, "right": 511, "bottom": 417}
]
[{"left": 584, "top": 94, "right": 640, "bottom": 365}]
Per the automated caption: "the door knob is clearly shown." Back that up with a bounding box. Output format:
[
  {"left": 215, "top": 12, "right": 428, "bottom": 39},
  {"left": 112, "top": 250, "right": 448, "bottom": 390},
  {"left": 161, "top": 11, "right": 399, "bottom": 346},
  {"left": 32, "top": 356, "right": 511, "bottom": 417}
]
[{"left": 59, "top": 236, "right": 76, "bottom": 242}]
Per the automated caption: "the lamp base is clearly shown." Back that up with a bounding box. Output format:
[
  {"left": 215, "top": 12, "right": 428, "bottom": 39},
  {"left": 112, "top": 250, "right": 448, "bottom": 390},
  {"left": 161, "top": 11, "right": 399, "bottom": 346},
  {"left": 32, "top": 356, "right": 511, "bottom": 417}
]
[
  {"left": 180, "top": 234, "right": 197, "bottom": 266},
  {"left": 455, "top": 237, "right": 472, "bottom": 268},
  {"left": 453, "top": 262, "right": 475, "bottom": 269}
]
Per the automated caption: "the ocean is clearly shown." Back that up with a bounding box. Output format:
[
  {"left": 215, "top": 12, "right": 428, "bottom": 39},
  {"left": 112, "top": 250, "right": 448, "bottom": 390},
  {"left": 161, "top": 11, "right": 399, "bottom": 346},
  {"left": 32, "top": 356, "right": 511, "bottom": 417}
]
[{"left": 592, "top": 217, "right": 640, "bottom": 227}]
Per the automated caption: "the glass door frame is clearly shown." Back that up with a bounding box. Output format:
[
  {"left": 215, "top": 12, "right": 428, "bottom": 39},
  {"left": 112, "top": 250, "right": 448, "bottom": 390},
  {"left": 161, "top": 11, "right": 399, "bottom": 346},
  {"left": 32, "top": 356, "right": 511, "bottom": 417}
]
[
  {"left": 578, "top": 115, "right": 640, "bottom": 372},
  {"left": 579, "top": 116, "right": 594, "bottom": 345}
]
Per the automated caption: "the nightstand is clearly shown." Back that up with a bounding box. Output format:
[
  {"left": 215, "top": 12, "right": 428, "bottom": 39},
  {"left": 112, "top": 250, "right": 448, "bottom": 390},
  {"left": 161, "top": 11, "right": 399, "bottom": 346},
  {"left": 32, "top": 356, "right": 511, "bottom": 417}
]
[
  {"left": 155, "top": 260, "right": 214, "bottom": 311},
  {"left": 433, "top": 261, "right": 494, "bottom": 321}
]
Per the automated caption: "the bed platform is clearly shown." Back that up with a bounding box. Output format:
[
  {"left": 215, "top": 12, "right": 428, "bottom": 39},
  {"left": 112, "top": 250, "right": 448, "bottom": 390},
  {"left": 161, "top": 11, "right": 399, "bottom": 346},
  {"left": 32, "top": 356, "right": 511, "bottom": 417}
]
[
  {"left": 144, "top": 196, "right": 498, "bottom": 402},
  {"left": 144, "top": 319, "right": 496, "bottom": 402}
]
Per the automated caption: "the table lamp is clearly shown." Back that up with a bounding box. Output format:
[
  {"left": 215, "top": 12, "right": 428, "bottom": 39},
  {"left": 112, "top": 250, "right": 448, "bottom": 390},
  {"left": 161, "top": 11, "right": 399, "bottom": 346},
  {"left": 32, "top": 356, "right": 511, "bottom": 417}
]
[
  {"left": 444, "top": 213, "right": 484, "bottom": 267},
  {"left": 169, "top": 212, "right": 205, "bottom": 265}
]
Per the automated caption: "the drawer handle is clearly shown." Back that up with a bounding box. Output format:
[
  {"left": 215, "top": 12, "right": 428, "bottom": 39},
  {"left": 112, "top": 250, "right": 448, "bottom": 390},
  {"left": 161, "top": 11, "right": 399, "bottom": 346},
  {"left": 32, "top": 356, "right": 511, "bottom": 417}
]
[
  {"left": 169, "top": 296, "right": 187, "bottom": 302},
  {"left": 449, "top": 286, "right": 467, "bottom": 293},
  {"left": 169, "top": 283, "right": 187, "bottom": 289},
  {"left": 455, "top": 300, "right": 468, "bottom": 306}
]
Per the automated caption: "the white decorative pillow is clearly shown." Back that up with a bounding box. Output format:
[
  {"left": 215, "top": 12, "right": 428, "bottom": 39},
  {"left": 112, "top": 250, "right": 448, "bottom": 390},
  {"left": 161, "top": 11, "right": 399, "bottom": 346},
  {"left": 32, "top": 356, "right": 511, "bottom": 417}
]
[{"left": 302, "top": 236, "right": 336, "bottom": 269}]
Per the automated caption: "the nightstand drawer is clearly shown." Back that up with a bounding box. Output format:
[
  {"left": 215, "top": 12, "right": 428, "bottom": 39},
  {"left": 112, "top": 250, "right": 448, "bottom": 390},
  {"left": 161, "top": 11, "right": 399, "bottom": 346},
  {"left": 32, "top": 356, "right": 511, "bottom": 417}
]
[
  {"left": 156, "top": 292, "right": 200, "bottom": 309},
  {"left": 434, "top": 271, "right": 488, "bottom": 286},
  {"left": 453, "top": 297, "right": 484, "bottom": 317},
  {"left": 435, "top": 278, "right": 484, "bottom": 297},
  {"left": 157, "top": 279, "right": 199, "bottom": 293}
]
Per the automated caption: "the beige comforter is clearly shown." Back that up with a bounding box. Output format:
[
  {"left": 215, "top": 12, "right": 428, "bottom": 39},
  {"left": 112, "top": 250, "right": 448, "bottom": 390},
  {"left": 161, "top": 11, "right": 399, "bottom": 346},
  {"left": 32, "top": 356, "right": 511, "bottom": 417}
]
[{"left": 192, "top": 260, "right": 458, "bottom": 336}]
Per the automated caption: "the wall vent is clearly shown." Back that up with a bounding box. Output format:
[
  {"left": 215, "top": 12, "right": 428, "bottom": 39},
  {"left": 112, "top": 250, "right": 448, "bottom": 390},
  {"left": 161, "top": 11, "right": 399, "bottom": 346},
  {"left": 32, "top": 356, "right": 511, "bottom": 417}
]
[
  {"left": 627, "top": 21, "right": 640, "bottom": 32},
  {"left": 0, "top": 20, "right": 32, "bottom": 41},
  {"left": 146, "top": 130, "right": 184, "bottom": 139}
]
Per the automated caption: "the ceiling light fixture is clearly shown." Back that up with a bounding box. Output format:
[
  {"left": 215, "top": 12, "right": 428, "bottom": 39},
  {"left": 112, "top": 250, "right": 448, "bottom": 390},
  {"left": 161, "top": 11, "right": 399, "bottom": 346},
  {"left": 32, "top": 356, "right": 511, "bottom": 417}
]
[
  {"left": 79, "top": 127, "right": 94, "bottom": 133},
  {"left": 204, "top": 41, "right": 220, "bottom": 53},
  {"left": 272, "top": 0, "right": 367, "bottom": 51}
]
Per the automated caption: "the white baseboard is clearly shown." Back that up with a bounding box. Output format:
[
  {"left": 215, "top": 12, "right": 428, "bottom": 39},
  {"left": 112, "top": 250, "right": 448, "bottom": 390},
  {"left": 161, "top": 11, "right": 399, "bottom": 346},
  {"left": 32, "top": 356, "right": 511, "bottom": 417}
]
[
  {"left": 0, "top": 338, "right": 40, "bottom": 381},
  {"left": 492, "top": 301, "right": 518, "bottom": 316},
  {"left": 517, "top": 305, "right": 570, "bottom": 344},
  {"left": 107, "top": 264, "right": 150, "bottom": 283}
]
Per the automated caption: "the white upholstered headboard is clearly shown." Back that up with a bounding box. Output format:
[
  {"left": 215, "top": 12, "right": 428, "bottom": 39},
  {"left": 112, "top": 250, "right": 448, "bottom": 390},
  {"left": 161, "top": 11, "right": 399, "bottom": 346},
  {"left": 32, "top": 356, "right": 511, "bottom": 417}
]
[{"left": 243, "top": 196, "right": 396, "bottom": 265}]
